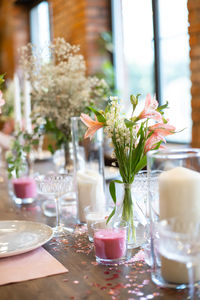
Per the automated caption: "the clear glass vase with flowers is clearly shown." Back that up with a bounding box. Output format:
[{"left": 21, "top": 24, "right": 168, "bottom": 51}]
[{"left": 80, "top": 94, "right": 176, "bottom": 248}]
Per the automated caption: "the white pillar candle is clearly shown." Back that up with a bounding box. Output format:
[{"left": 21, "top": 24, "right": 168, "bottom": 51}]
[
  {"left": 159, "top": 166, "right": 200, "bottom": 283},
  {"left": 13, "top": 73, "right": 22, "bottom": 130},
  {"left": 77, "top": 169, "right": 106, "bottom": 223},
  {"left": 23, "top": 79, "right": 32, "bottom": 134}
]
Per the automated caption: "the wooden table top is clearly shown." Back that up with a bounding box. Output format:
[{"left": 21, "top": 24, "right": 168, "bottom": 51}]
[{"left": 0, "top": 161, "right": 189, "bottom": 300}]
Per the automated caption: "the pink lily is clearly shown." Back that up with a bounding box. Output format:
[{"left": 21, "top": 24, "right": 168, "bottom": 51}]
[
  {"left": 144, "top": 132, "right": 165, "bottom": 153},
  {"left": 139, "top": 94, "right": 162, "bottom": 121},
  {"left": 144, "top": 122, "right": 176, "bottom": 153},
  {"left": 0, "top": 91, "right": 5, "bottom": 113},
  {"left": 80, "top": 113, "right": 104, "bottom": 139},
  {"left": 148, "top": 122, "right": 176, "bottom": 137}
]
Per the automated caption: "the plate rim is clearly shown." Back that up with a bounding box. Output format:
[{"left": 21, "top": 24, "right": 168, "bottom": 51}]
[{"left": 0, "top": 220, "right": 53, "bottom": 258}]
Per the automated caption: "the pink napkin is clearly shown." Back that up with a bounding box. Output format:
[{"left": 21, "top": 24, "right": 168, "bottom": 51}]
[{"left": 0, "top": 247, "right": 68, "bottom": 285}]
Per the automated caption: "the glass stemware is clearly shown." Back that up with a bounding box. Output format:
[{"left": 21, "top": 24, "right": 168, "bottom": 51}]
[
  {"left": 35, "top": 173, "right": 73, "bottom": 237},
  {"left": 157, "top": 217, "right": 200, "bottom": 299}
]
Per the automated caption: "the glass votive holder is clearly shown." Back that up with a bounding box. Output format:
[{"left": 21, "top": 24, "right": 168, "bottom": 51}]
[
  {"left": 84, "top": 206, "right": 112, "bottom": 242},
  {"left": 92, "top": 220, "right": 128, "bottom": 265},
  {"left": 12, "top": 177, "right": 37, "bottom": 205}
]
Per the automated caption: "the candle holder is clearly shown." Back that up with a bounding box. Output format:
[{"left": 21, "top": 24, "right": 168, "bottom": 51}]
[
  {"left": 84, "top": 205, "right": 113, "bottom": 242},
  {"left": 71, "top": 117, "right": 106, "bottom": 224},
  {"left": 92, "top": 220, "right": 128, "bottom": 265},
  {"left": 147, "top": 148, "right": 200, "bottom": 289},
  {"left": 11, "top": 155, "right": 36, "bottom": 205}
]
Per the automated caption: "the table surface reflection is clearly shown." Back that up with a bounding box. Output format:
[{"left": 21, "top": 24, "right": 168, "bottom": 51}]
[{"left": 0, "top": 160, "right": 189, "bottom": 300}]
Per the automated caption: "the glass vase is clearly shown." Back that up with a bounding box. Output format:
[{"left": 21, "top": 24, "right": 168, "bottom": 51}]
[
  {"left": 71, "top": 116, "right": 106, "bottom": 224},
  {"left": 147, "top": 148, "right": 200, "bottom": 289},
  {"left": 113, "top": 182, "right": 146, "bottom": 249}
]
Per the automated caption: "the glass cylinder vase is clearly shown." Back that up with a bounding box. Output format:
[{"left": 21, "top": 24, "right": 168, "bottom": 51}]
[
  {"left": 71, "top": 116, "right": 106, "bottom": 224},
  {"left": 147, "top": 148, "right": 200, "bottom": 289}
]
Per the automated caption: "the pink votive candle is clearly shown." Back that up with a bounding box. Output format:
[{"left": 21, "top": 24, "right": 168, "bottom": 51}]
[
  {"left": 94, "top": 228, "right": 127, "bottom": 260},
  {"left": 12, "top": 177, "right": 37, "bottom": 199}
]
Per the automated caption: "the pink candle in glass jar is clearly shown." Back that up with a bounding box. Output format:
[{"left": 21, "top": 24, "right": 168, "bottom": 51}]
[
  {"left": 94, "top": 228, "right": 126, "bottom": 259},
  {"left": 12, "top": 177, "right": 37, "bottom": 199}
]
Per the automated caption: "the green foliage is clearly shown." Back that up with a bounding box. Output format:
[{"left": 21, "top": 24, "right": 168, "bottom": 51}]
[
  {"left": 43, "top": 118, "right": 69, "bottom": 151},
  {"left": 0, "top": 74, "right": 5, "bottom": 87},
  {"left": 6, "top": 129, "right": 40, "bottom": 179}
]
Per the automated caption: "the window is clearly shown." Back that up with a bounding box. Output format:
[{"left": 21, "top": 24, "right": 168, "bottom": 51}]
[
  {"left": 158, "top": 0, "right": 191, "bottom": 142},
  {"left": 30, "top": 1, "right": 51, "bottom": 52},
  {"left": 112, "top": 0, "right": 191, "bottom": 143}
]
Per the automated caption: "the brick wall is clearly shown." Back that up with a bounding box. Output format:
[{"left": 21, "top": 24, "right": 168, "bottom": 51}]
[
  {"left": 49, "top": 0, "right": 111, "bottom": 74},
  {"left": 188, "top": 0, "right": 200, "bottom": 146},
  {"left": 0, "top": 0, "right": 111, "bottom": 78},
  {"left": 0, "top": 1, "right": 29, "bottom": 78}
]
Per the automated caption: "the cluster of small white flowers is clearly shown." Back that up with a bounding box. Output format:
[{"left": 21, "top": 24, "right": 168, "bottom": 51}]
[
  {"left": 19, "top": 38, "right": 109, "bottom": 136},
  {"left": 104, "top": 97, "right": 137, "bottom": 158},
  {"left": 35, "top": 117, "right": 46, "bottom": 126}
]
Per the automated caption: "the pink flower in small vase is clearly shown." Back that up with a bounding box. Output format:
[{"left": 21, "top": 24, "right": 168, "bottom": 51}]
[
  {"left": 139, "top": 94, "right": 162, "bottom": 121},
  {"left": 0, "top": 91, "right": 5, "bottom": 113},
  {"left": 80, "top": 113, "right": 104, "bottom": 139}
]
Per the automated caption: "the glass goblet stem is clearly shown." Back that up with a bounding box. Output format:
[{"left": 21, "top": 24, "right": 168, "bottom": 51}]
[
  {"left": 186, "top": 262, "right": 195, "bottom": 299},
  {"left": 55, "top": 195, "right": 61, "bottom": 229}
]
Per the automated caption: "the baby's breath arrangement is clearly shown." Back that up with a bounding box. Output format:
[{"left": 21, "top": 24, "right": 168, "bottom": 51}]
[{"left": 19, "top": 38, "right": 109, "bottom": 151}]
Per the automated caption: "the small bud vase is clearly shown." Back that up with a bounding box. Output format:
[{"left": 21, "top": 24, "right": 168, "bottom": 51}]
[{"left": 113, "top": 182, "right": 146, "bottom": 249}]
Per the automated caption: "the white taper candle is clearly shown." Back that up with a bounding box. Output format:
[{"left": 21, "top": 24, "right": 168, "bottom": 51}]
[
  {"left": 24, "top": 78, "right": 32, "bottom": 134},
  {"left": 13, "top": 73, "right": 22, "bottom": 131}
]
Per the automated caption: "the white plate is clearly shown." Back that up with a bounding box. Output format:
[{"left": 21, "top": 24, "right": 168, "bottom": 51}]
[{"left": 0, "top": 220, "right": 53, "bottom": 258}]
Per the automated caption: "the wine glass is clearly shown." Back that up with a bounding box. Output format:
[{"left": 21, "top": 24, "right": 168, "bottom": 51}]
[
  {"left": 35, "top": 173, "right": 73, "bottom": 237},
  {"left": 157, "top": 217, "right": 200, "bottom": 299}
]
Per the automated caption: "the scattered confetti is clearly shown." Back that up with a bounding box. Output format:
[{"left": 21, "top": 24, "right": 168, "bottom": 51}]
[
  {"left": 105, "top": 274, "right": 119, "bottom": 281},
  {"left": 17, "top": 207, "right": 186, "bottom": 300},
  {"left": 91, "top": 261, "right": 98, "bottom": 266},
  {"left": 143, "top": 279, "right": 150, "bottom": 285}
]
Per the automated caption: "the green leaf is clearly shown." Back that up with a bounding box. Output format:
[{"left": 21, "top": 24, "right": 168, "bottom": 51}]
[
  {"left": 8, "top": 166, "right": 15, "bottom": 172},
  {"left": 157, "top": 101, "right": 168, "bottom": 112},
  {"left": 106, "top": 207, "right": 116, "bottom": 224},
  {"left": 32, "top": 139, "right": 39, "bottom": 145},
  {"left": 48, "top": 144, "right": 55, "bottom": 154},
  {"left": 0, "top": 74, "right": 5, "bottom": 86},
  {"left": 135, "top": 155, "right": 147, "bottom": 174},
  {"left": 124, "top": 119, "right": 135, "bottom": 129},
  {"left": 114, "top": 179, "right": 123, "bottom": 184},
  {"left": 109, "top": 181, "right": 116, "bottom": 204},
  {"left": 23, "top": 145, "right": 31, "bottom": 153},
  {"left": 88, "top": 106, "right": 106, "bottom": 123}
]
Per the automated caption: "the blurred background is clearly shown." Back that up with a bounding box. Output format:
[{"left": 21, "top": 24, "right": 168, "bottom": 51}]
[{"left": 0, "top": 0, "right": 199, "bottom": 146}]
